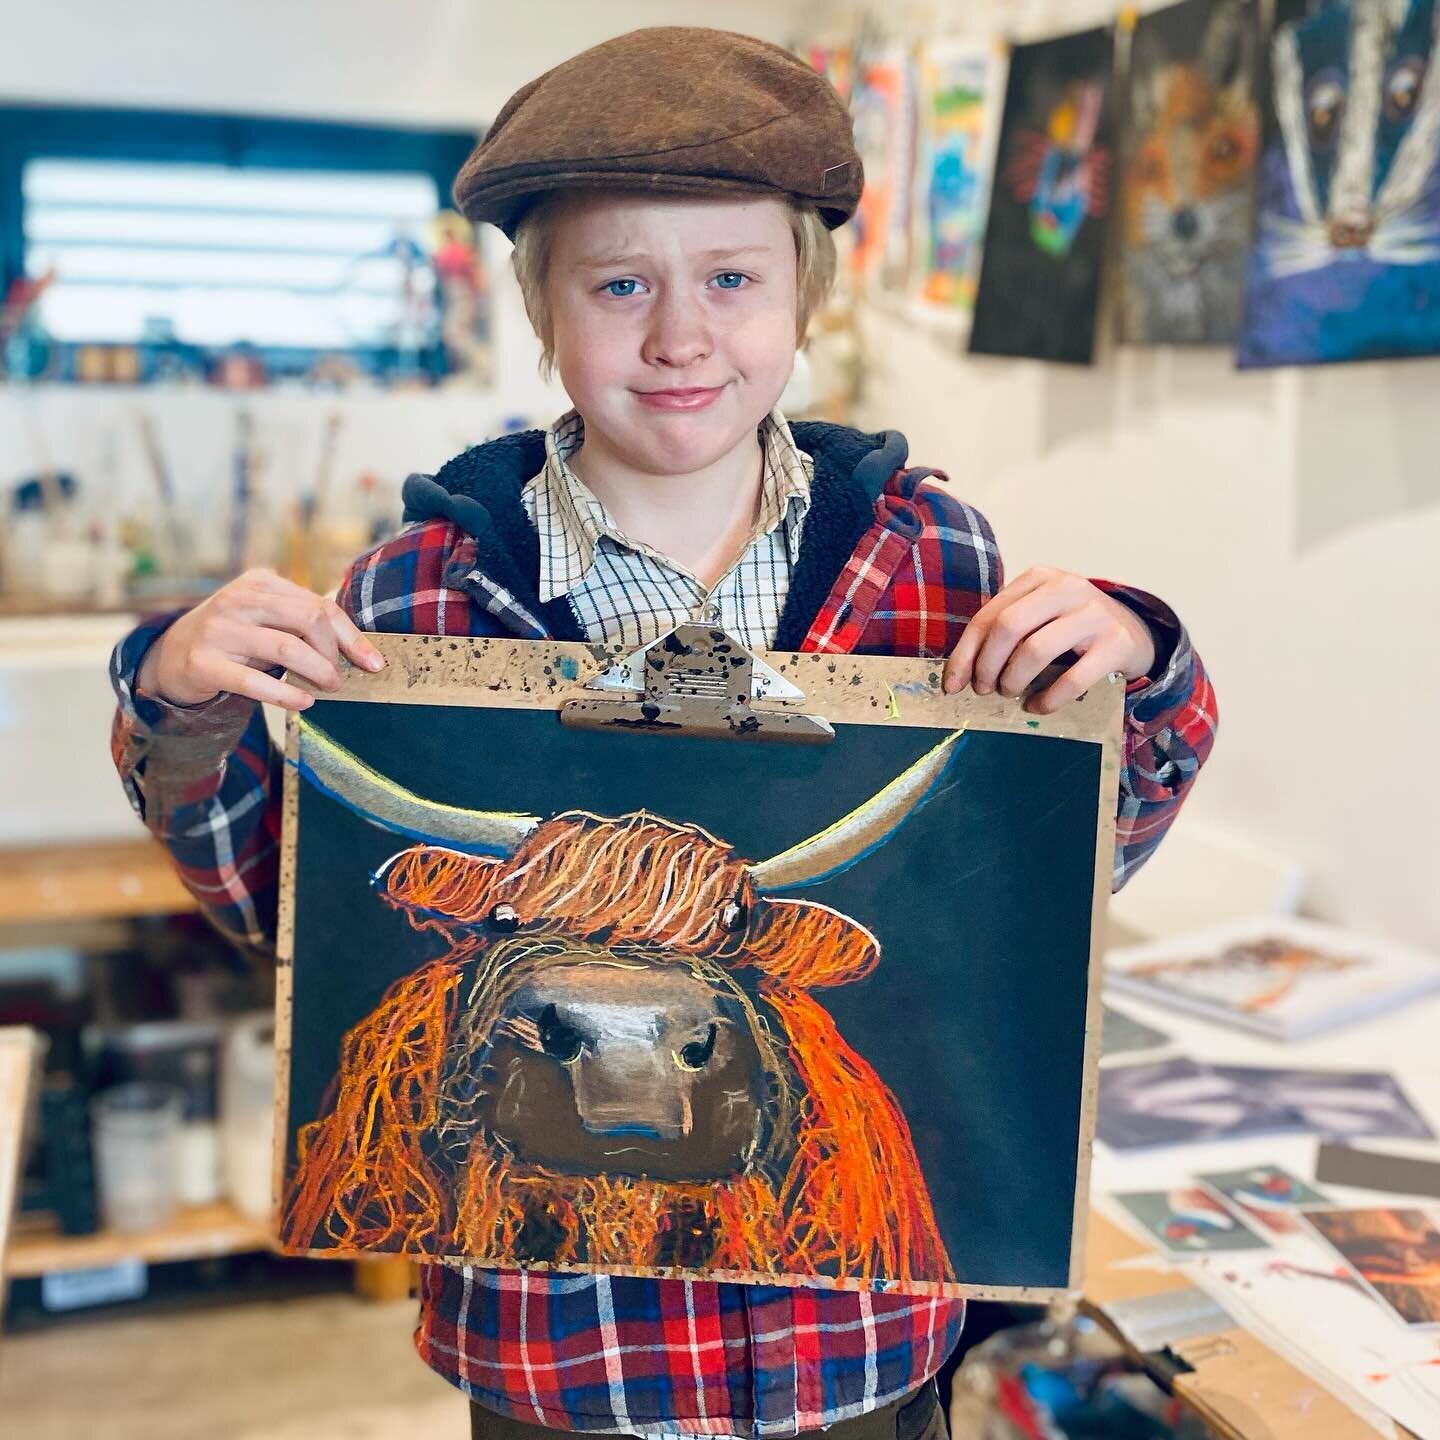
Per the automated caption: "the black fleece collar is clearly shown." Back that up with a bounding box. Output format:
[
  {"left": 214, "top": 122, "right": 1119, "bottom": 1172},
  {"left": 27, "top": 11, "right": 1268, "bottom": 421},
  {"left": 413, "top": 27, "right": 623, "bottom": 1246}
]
[{"left": 399, "top": 421, "right": 909, "bottom": 649}]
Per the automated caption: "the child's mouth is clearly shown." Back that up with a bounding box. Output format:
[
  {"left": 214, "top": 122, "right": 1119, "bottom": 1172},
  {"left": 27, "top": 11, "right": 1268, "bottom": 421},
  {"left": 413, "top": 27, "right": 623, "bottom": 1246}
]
[{"left": 634, "top": 386, "right": 726, "bottom": 412}]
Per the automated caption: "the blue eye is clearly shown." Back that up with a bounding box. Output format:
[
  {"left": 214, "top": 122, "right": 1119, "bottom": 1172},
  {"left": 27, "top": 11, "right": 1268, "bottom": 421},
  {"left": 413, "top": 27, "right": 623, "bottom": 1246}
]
[
  {"left": 603, "top": 278, "right": 640, "bottom": 297},
  {"left": 712, "top": 272, "right": 747, "bottom": 290}
]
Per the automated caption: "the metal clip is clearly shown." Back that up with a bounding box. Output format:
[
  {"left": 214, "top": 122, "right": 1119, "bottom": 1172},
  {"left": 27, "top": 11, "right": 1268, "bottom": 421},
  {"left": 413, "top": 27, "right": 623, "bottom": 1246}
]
[{"left": 560, "top": 623, "right": 833, "bottom": 744}]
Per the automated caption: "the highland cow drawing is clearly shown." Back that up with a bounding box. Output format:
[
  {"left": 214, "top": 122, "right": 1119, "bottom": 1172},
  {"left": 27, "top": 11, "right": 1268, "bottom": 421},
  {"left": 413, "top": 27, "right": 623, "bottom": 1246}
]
[
  {"left": 283, "top": 723, "right": 959, "bottom": 1283},
  {"left": 277, "top": 690, "right": 1109, "bottom": 1297}
]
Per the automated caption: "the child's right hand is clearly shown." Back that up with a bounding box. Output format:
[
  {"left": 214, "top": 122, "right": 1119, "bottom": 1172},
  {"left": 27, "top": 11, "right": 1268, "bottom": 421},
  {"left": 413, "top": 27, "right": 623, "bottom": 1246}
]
[{"left": 135, "top": 568, "right": 385, "bottom": 713}]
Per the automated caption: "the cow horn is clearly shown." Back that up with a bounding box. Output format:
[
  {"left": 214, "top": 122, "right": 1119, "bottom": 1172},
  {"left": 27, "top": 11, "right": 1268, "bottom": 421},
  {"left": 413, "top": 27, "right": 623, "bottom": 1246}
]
[
  {"left": 748, "top": 729, "right": 966, "bottom": 892},
  {"left": 296, "top": 720, "right": 540, "bottom": 856}
]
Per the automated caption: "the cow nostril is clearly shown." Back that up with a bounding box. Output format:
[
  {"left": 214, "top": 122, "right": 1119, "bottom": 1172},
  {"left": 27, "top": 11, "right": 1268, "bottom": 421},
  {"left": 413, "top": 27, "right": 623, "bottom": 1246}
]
[
  {"left": 675, "top": 1023, "right": 717, "bottom": 1071},
  {"left": 537, "top": 1003, "right": 585, "bottom": 1064}
]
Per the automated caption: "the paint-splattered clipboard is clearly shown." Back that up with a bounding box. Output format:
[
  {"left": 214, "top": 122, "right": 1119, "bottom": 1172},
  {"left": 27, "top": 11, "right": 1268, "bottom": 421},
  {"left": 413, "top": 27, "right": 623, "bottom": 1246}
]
[{"left": 274, "top": 629, "right": 1121, "bottom": 1302}]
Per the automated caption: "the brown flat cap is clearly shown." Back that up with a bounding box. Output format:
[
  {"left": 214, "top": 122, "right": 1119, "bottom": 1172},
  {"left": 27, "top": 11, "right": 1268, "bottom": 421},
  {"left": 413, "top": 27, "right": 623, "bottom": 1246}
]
[{"left": 453, "top": 27, "right": 862, "bottom": 239}]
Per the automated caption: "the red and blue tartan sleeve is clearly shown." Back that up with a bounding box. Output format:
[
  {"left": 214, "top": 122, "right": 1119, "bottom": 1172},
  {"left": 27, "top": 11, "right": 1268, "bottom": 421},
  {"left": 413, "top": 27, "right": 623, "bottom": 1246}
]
[
  {"left": 1092, "top": 582, "right": 1218, "bottom": 891},
  {"left": 109, "top": 615, "right": 281, "bottom": 953},
  {"left": 107, "top": 520, "right": 477, "bottom": 954}
]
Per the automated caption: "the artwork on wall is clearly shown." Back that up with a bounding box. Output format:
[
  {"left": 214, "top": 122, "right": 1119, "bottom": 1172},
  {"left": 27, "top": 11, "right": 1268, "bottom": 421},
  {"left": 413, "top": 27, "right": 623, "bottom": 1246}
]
[
  {"left": 970, "top": 26, "right": 1117, "bottom": 364},
  {"left": 805, "top": 43, "right": 854, "bottom": 103},
  {"left": 849, "top": 46, "right": 918, "bottom": 290},
  {"left": 1118, "top": 0, "right": 1261, "bottom": 344},
  {"left": 1238, "top": 0, "right": 1440, "bottom": 366},
  {"left": 911, "top": 40, "right": 1005, "bottom": 322},
  {"left": 274, "top": 633, "right": 1119, "bottom": 1297}
]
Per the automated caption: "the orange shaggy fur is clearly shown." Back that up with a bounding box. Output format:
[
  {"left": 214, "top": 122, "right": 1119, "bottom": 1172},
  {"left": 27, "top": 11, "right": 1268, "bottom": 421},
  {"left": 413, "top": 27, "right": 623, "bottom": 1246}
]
[{"left": 281, "top": 813, "right": 951, "bottom": 1286}]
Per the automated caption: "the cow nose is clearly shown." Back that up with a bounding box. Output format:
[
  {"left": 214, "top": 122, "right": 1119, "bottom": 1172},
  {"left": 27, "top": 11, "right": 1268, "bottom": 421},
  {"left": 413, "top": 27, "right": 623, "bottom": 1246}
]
[
  {"left": 570, "top": 1038, "right": 698, "bottom": 1140},
  {"left": 1171, "top": 206, "right": 1199, "bottom": 241}
]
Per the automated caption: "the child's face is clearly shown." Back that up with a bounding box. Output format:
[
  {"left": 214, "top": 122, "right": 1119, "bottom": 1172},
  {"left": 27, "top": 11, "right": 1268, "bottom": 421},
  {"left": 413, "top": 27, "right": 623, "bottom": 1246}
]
[{"left": 546, "top": 192, "right": 799, "bottom": 479}]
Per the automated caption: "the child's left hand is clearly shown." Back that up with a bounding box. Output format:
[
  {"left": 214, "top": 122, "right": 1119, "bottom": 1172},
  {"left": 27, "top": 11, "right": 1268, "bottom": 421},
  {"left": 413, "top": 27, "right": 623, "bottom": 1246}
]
[{"left": 942, "top": 567, "right": 1156, "bottom": 715}]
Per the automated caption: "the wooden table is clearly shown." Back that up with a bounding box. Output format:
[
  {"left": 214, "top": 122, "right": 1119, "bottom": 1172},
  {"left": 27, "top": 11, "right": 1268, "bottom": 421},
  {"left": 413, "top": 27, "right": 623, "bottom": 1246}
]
[
  {"left": 0, "top": 1027, "right": 43, "bottom": 1323},
  {"left": 1084, "top": 1213, "right": 1422, "bottom": 1440}
]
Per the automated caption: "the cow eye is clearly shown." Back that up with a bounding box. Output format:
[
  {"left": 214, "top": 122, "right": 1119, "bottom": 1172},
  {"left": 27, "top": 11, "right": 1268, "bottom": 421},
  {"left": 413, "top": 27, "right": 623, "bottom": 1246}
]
[
  {"left": 675, "top": 1023, "right": 718, "bottom": 1071},
  {"left": 488, "top": 903, "right": 521, "bottom": 933},
  {"left": 537, "top": 1003, "right": 585, "bottom": 1063},
  {"left": 718, "top": 900, "right": 748, "bottom": 933}
]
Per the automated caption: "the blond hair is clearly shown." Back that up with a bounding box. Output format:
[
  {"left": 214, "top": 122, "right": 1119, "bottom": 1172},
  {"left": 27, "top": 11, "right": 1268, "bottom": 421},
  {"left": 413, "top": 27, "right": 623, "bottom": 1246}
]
[{"left": 511, "top": 192, "right": 836, "bottom": 379}]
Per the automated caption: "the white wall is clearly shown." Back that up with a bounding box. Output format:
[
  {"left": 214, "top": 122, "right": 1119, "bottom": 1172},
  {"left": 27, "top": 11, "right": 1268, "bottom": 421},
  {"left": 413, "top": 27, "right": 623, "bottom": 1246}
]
[
  {"left": 815, "top": 0, "right": 1440, "bottom": 949},
  {"left": 0, "top": 0, "right": 811, "bottom": 125},
  {"left": 5, "top": 0, "right": 1437, "bottom": 947}
]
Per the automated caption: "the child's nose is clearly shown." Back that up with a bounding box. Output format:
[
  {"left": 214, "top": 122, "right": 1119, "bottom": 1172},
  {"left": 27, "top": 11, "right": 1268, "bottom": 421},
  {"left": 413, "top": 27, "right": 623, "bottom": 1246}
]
[{"left": 642, "top": 292, "right": 712, "bottom": 368}]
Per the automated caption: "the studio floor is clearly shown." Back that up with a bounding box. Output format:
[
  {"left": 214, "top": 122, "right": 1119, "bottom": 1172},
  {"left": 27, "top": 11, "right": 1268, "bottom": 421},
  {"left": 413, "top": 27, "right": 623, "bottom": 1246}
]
[{"left": 0, "top": 1294, "right": 470, "bottom": 1440}]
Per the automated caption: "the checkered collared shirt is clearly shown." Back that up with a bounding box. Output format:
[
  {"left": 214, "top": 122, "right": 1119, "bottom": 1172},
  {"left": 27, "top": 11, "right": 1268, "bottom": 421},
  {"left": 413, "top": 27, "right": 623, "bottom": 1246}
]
[{"left": 522, "top": 408, "right": 812, "bottom": 651}]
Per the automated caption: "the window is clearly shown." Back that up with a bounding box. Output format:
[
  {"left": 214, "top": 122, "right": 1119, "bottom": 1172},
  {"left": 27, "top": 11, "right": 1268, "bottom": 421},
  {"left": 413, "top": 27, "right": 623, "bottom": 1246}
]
[
  {"left": 0, "top": 108, "right": 479, "bottom": 380},
  {"left": 25, "top": 159, "right": 441, "bottom": 351}
]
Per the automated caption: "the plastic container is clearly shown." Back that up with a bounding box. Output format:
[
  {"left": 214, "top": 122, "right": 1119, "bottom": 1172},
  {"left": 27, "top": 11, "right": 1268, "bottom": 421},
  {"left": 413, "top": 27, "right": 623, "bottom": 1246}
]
[
  {"left": 90, "top": 1082, "right": 183, "bottom": 1233},
  {"left": 220, "top": 1014, "right": 275, "bottom": 1222},
  {"left": 93, "top": 1020, "right": 223, "bottom": 1205}
]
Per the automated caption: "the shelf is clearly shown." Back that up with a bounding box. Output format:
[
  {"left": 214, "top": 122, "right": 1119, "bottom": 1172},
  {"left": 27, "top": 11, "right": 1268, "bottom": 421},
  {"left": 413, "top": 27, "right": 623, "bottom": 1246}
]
[
  {"left": 6, "top": 1200, "right": 272, "bottom": 1278},
  {"left": 0, "top": 838, "right": 197, "bottom": 926}
]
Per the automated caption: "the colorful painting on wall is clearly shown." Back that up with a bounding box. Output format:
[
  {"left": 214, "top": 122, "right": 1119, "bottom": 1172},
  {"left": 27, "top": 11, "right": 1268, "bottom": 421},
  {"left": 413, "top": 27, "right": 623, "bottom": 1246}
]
[
  {"left": 911, "top": 40, "right": 1003, "bottom": 320},
  {"left": 1118, "top": 0, "right": 1261, "bottom": 344},
  {"left": 274, "top": 638, "right": 1117, "bottom": 1297},
  {"left": 1238, "top": 0, "right": 1440, "bottom": 366},
  {"left": 970, "top": 26, "right": 1117, "bottom": 363},
  {"left": 849, "top": 47, "right": 918, "bottom": 290}
]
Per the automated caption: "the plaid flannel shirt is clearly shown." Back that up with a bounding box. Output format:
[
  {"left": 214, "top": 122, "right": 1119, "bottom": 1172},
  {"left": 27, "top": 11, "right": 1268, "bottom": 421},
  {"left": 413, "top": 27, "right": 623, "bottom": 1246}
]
[{"left": 109, "top": 423, "right": 1216, "bottom": 1437}]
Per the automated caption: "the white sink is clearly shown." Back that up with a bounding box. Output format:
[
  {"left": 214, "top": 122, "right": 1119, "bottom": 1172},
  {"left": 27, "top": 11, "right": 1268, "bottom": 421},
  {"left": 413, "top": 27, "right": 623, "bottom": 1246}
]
[{"left": 0, "top": 613, "right": 150, "bottom": 847}]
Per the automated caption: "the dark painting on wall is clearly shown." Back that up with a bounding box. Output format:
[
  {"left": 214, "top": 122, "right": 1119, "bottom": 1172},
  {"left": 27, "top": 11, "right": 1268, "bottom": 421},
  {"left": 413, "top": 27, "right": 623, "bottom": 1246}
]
[
  {"left": 274, "top": 641, "right": 1115, "bottom": 1298},
  {"left": 1118, "top": 0, "right": 1262, "bottom": 344},
  {"left": 970, "top": 26, "right": 1117, "bottom": 364},
  {"left": 1238, "top": 0, "right": 1440, "bottom": 367}
]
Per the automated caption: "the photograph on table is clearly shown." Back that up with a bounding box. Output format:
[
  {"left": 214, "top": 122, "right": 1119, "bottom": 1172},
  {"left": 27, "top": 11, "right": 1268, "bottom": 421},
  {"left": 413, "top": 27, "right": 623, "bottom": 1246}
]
[
  {"left": 1197, "top": 1164, "right": 1330, "bottom": 1237},
  {"left": 1099, "top": 1003, "right": 1172, "bottom": 1062},
  {"left": 1304, "top": 1207, "right": 1440, "bottom": 1326},
  {"left": 1106, "top": 914, "right": 1440, "bottom": 1040},
  {"left": 911, "top": 39, "right": 1004, "bottom": 322},
  {"left": 1096, "top": 1056, "right": 1433, "bottom": 1150},
  {"left": 970, "top": 25, "right": 1116, "bottom": 364},
  {"left": 1222, "top": 1065, "right": 1436, "bottom": 1143},
  {"left": 1117, "top": 0, "right": 1261, "bottom": 344},
  {"left": 1237, "top": 0, "right": 1440, "bottom": 366},
  {"left": 1112, "top": 1185, "right": 1270, "bottom": 1253},
  {"left": 1095, "top": 1056, "right": 1285, "bottom": 1149},
  {"left": 273, "top": 636, "right": 1120, "bottom": 1298}
]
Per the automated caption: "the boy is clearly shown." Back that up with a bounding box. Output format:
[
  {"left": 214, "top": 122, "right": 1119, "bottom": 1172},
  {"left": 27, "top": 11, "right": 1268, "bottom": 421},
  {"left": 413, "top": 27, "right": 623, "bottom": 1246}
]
[{"left": 110, "top": 27, "right": 1216, "bottom": 1440}]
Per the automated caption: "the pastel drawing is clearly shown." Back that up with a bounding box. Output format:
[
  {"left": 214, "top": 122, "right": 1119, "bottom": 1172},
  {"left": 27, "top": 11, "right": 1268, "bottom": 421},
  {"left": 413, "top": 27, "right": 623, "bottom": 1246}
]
[
  {"left": 280, "top": 724, "right": 967, "bottom": 1286},
  {"left": 1120, "top": 0, "right": 1260, "bottom": 343},
  {"left": 1239, "top": 0, "right": 1440, "bottom": 364}
]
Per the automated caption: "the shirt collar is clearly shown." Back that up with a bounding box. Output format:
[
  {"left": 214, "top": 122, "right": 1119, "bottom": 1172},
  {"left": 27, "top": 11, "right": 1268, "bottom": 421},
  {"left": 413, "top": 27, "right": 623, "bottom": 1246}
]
[{"left": 522, "top": 407, "right": 813, "bottom": 605}]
